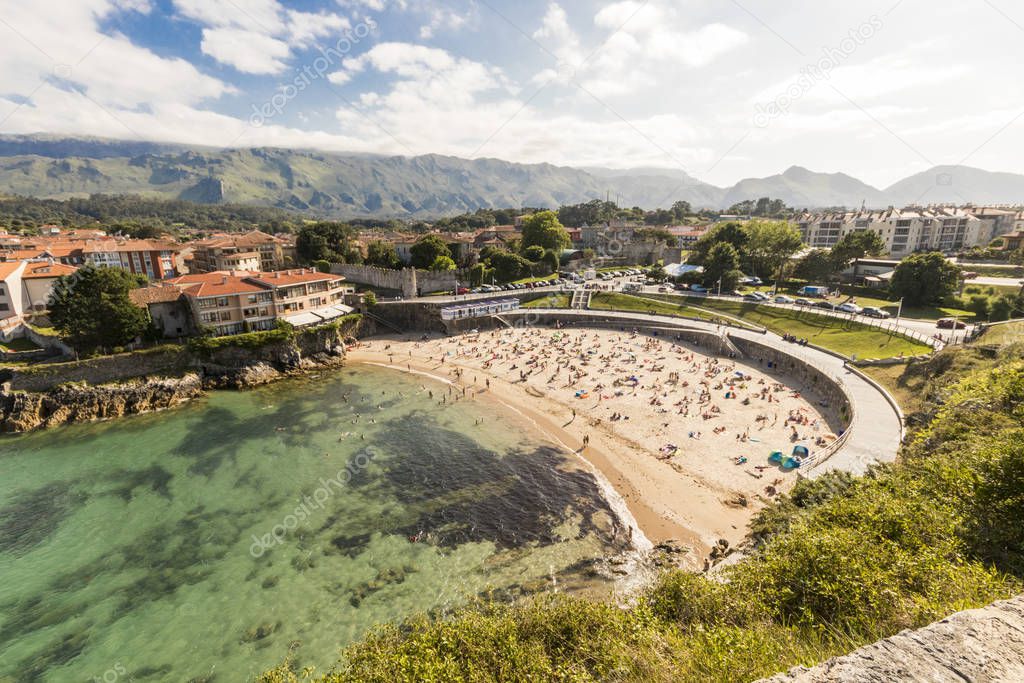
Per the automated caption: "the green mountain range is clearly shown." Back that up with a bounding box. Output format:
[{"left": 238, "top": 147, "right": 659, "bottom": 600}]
[{"left": 1, "top": 135, "right": 1022, "bottom": 217}]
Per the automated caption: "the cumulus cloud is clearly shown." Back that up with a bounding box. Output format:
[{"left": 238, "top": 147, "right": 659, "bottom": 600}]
[{"left": 172, "top": 0, "right": 353, "bottom": 74}]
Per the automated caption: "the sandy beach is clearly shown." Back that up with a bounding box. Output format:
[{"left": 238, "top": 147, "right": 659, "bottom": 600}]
[{"left": 347, "top": 326, "right": 839, "bottom": 568}]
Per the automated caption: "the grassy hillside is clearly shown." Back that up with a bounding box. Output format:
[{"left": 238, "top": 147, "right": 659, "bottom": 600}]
[
  {"left": 258, "top": 342, "right": 1024, "bottom": 682},
  {"left": 0, "top": 141, "right": 727, "bottom": 218}
]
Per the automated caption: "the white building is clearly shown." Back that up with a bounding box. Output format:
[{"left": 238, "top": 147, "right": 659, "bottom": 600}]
[
  {"left": 0, "top": 261, "right": 27, "bottom": 321},
  {"left": 795, "top": 208, "right": 983, "bottom": 256}
]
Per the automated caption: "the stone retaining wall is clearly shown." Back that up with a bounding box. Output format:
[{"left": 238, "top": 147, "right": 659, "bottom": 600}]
[{"left": 730, "top": 335, "right": 851, "bottom": 427}]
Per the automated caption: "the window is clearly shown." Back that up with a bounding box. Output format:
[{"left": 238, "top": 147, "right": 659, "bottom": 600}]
[
  {"left": 217, "top": 297, "right": 229, "bottom": 307},
  {"left": 0, "top": 303, "right": 8, "bottom": 311}
]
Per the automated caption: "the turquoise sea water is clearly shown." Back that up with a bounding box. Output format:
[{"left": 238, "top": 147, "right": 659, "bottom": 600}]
[{"left": 0, "top": 366, "right": 629, "bottom": 682}]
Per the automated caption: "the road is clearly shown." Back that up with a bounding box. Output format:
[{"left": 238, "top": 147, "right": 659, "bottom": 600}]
[{"left": 969, "top": 276, "right": 1023, "bottom": 288}]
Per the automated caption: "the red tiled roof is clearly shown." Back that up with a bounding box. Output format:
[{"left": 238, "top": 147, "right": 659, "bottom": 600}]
[
  {"left": 167, "top": 271, "right": 267, "bottom": 297},
  {"left": 22, "top": 262, "right": 78, "bottom": 279},
  {"left": 130, "top": 285, "right": 186, "bottom": 305},
  {"left": 0, "top": 262, "right": 25, "bottom": 280},
  {"left": 246, "top": 269, "right": 345, "bottom": 287}
]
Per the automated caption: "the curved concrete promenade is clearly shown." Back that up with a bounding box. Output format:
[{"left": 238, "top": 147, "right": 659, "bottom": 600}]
[{"left": 501, "top": 308, "right": 904, "bottom": 477}]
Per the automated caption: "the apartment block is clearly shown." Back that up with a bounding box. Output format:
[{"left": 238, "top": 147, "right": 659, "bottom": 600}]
[
  {"left": 795, "top": 208, "right": 983, "bottom": 256},
  {"left": 188, "top": 230, "right": 296, "bottom": 273},
  {"left": 146, "top": 269, "right": 355, "bottom": 336}
]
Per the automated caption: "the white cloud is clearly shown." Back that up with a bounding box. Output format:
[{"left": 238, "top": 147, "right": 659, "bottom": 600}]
[
  {"left": 419, "top": 7, "right": 467, "bottom": 39},
  {"left": 200, "top": 27, "right": 291, "bottom": 75},
  {"left": 172, "top": 0, "right": 353, "bottom": 74},
  {"left": 529, "top": 2, "right": 747, "bottom": 97}
]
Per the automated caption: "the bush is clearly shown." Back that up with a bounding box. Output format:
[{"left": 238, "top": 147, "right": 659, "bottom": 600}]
[{"left": 186, "top": 320, "right": 294, "bottom": 355}]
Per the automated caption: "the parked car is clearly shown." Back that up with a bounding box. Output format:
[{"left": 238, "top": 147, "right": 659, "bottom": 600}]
[
  {"left": 740, "top": 276, "right": 764, "bottom": 286},
  {"left": 814, "top": 301, "right": 836, "bottom": 311},
  {"left": 837, "top": 303, "right": 863, "bottom": 314},
  {"left": 775, "top": 295, "right": 795, "bottom": 304},
  {"left": 795, "top": 298, "right": 813, "bottom": 307},
  {"left": 862, "top": 307, "right": 890, "bottom": 319},
  {"left": 658, "top": 286, "right": 669, "bottom": 293},
  {"left": 690, "top": 284, "right": 708, "bottom": 293},
  {"left": 937, "top": 318, "right": 967, "bottom": 330},
  {"left": 963, "top": 271, "right": 979, "bottom": 280},
  {"left": 743, "top": 293, "right": 763, "bottom": 302}
]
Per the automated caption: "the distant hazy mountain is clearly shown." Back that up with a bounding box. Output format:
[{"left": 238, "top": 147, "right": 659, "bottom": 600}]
[
  {"left": 0, "top": 135, "right": 1022, "bottom": 217},
  {"left": 723, "top": 166, "right": 890, "bottom": 210},
  {"left": 884, "top": 165, "right": 1024, "bottom": 206}
]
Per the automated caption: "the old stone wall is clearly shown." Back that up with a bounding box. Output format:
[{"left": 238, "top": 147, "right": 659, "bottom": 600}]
[{"left": 331, "top": 263, "right": 472, "bottom": 297}]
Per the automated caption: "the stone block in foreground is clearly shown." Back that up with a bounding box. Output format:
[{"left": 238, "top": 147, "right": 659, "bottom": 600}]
[{"left": 760, "top": 595, "right": 1024, "bottom": 682}]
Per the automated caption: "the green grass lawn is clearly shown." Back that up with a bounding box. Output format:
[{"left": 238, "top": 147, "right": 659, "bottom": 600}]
[
  {"left": 0, "top": 337, "right": 42, "bottom": 352},
  {"left": 588, "top": 292, "right": 718, "bottom": 320},
  {"left": 520, "top": 293, "right": 570, "bottom": 308},
  {"left": 976, "top": 321, "right": 1024, "bottom": 346},
  {"left": 677, "top": 296, "right": 931, "bottom": 359}
]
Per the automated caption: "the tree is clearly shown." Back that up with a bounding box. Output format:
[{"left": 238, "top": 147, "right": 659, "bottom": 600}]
[
  {"left": 542, "top": 249, "right": 560, "bottom": 275},
  {"left": 469, "top": 262, "right": 488, "bottom": 287},
  {"left": 635, "top": 228, "right": 676, "bottom": 243},
  {"left": 703, "top": 243, "right": 742, "bottom": 290},
  {"left": 410, "top": 235, "right": 452, "bottom": 270},
  {"left": 521, "top": 211, "right": 571, "bottom": 252},
  {"left": 743, "top": 220, "right": 803, "bottom": 280},
  {"left": 429, "top": 255, "right": 457, "bottom": 272},
  {"left": 296, "top": 222, "right": 358, "bottom": 263},
  {"left": 890, "top": 252, "right": 962, "bottom": 306},
  {"left": 487, "top": 250, "right": 531, "bottom": 283},
  {"left": 522, "top": 245, "right": 546, "bottom": 262},
  {"left": 688, "top": 222, "right": 750, "bottom": 266},
  {"left": 671, "top": 201, "right": 692, "bottom": 221},
  {"left": 644, "top": 209, "right": 675, "bottom": 225},
  {"left": 49, "top": 266, "right": 151, "bottom": 353},
  {"left": 365, "top": 241, "right": 401, "bottom": 269},
  {"left": 794, "top": 250, "right": 836, "bottom": 283},
  {"left": 557, "top": 200, "right": 617, "bottom": 227},
  {"left": 831, "top": 231, "right": 886, "bottom": 270}
]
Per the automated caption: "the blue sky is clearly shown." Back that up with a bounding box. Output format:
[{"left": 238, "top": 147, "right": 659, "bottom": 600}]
[{"left": 1, "top": 0, "right": 1023, "bottom": 188}]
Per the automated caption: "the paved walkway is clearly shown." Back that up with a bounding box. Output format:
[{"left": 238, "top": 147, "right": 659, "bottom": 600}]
[{"left": 503, "top": 308, "right": 904, "bottom": 476}]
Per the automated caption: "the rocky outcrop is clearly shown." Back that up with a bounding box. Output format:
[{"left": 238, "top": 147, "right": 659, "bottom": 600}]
[
  {"left": 198, "top": 325, "right": 349, "bottom": 389},
  {"left": 759, "top": 594, "right": 1024, "bottom": 682},
  {"left": 0, "top": 374, "right": 204, "bottom": 432},
  {"left": 0, "top": 321, "right": 360, "bottom": 432}
]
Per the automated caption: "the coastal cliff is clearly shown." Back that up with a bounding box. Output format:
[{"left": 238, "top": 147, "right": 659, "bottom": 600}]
[
  {"left": 0, "top": 374, "right": 204, "bottom": 432},
  {"left": 0, "top": 318, "right": 360, "bottom": 432}
]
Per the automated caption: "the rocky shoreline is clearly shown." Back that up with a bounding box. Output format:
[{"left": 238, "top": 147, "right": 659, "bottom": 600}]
[{"left": 0, "top": 324, "right": 354, "bottom": 433}]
